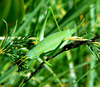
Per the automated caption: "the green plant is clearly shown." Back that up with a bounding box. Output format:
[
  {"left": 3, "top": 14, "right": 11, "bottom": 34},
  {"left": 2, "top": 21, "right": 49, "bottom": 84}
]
[{"left": 0, "top": 0, "right": 100, "bottom": 87}]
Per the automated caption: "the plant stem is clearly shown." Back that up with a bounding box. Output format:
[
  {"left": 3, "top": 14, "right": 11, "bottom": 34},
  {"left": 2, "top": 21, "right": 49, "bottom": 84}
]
[
  {"left": 38, "top": 58, "right": 64, "bottom": 87},
  {"left": 88, "top": 4, "right": 96, "bottom": 87},
  {"left": 66, "top": 50, "right": 77, "bottom": 87}
]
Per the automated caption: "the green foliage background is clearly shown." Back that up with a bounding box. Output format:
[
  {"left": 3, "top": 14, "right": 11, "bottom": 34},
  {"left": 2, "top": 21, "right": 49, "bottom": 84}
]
[{"left": 0, "top": 0, "right": 100, "bottom": 87}]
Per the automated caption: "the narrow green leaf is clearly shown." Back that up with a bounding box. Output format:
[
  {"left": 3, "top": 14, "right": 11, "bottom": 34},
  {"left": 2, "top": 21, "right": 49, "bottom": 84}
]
[{"left": 15, "top": 0, "right": 45, "bottom": 36}]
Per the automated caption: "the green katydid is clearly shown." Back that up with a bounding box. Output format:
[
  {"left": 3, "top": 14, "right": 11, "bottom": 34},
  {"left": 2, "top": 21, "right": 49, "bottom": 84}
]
[
  {"left": 0, "top": 7, "right": 85, "bottom": 71},
  {"left": 0, "top": 7, "right": 85, "bottom": 86},
  {"left": 26, "top": 7, "right": 85, "bottom": 59}
]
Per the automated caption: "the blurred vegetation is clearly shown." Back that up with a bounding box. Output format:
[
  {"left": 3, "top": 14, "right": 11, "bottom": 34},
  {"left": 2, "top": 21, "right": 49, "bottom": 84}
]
[
  {"left": 0, "top": 0, "right": 100, "bottom": 87},
  {"left": 0, "top": 0, "right": 24, "bottom": 35}
]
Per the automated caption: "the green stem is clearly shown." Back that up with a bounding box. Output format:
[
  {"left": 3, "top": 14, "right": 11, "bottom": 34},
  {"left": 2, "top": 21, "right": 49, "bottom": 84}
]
[
  {"left": 88, "top": 4, "right": 96, "bottom": 87},
  {"left": 66, "top": 50, "right": 77, "bottom": 87},
  {"left": 38, "top": 58, "right": 64, "bottom": 87}
]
